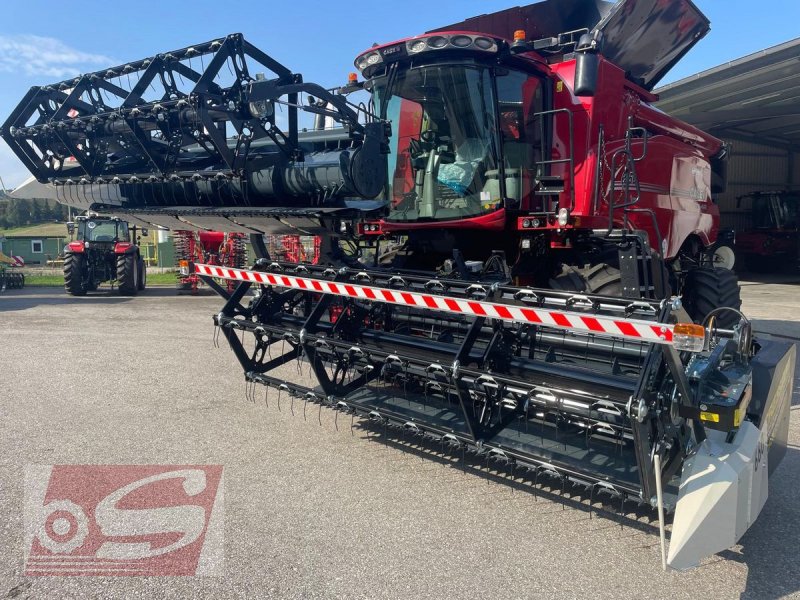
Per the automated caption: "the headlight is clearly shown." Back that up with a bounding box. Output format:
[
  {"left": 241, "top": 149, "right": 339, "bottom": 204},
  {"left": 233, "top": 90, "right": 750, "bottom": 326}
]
[{"left": 558, "top": 208, "right": 570, "bottom": 227}]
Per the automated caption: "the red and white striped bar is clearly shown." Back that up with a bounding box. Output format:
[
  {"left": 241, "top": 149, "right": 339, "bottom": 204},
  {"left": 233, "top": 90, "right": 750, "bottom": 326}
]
[{"left": 196, "top": 263, "right": 675, "bottom": 345}]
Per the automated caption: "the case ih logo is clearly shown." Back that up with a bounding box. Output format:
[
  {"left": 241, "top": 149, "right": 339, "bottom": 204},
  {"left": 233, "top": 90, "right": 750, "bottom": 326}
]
[{"left": 24, "top": 465, "right": 224, "bottom": 576}]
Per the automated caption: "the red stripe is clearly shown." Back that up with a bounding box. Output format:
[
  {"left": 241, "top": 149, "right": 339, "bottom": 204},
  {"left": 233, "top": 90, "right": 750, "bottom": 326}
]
[
  {"left": 652, "top": 325, "right": 673, "bottom": 342},
  {"left": 296, "top": 278, "right": 306, "bottom": 289},
  {"left": 253, "top": 273, "right": 264, "bottom": 283},
  {"left": 581, "top": 316, "right": 604, "bottom": 332},
  {"left": 423, "top": 295, "right": 437, "bottom": 308},
  {"left": 381, "top": 289, "right": 395, "bottom": 302},
  {"left": 241, "top": 271, "right": 251, "bottom": 281},
  {"left": 311, "top": 280, "right": 322, "bottom": 291},
  {"left": 468, "top": 302, "right": 486, "bottom": 316},
  {"left": 401, "top": 292, "right": 416, "bottom": 305},
  {"left": 280, "top": 276, "right": 291, "bottom": 287},
  {"left": 328, "top": 283, "right": 340, "bottom": 294},
  {"left": 494, "top": 305, "right": 513, "bottom": 320},
  {"left": 520, "top": 308, "right": 542, "bottom": 323},
  {"left": 344, "top": 285, "right": 356, "bottom": 296},
  {"left": 227, "top": 269, "right": 235, "bottom": 279},
  {"left": 615, "top": 321, "right": 640, "bottom": 337},
  {"left": 215, "top": 267, "right": 224, "bottom": 277},
  {"left": 364, "top": 287, "right": 376, "bottom": 299},
  {"left": 267, "top": 274, "right": 277, "bottom": 285},
  {"left": 445, "top": 298, "right": 461, "bottom": 312},
  {"left": 550, "top": 312, "right": 572, "bottom": 328}
]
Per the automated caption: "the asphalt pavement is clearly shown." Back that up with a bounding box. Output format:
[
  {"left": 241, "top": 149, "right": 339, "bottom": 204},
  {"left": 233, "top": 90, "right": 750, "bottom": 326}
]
[{"left": 1, "top": 278, "right": 799, "bottom": 599}]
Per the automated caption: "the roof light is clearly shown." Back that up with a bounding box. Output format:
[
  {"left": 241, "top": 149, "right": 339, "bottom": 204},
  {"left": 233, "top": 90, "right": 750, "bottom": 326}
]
[
  {"left": 348, "top": 72, "right": 358, "bottom": 83},
  {"left": 513, "top": 30, "right": 527, "bottom": 42},
  {"left": 402, "top": 34, "right": 498, "bottom": 58},
  {"left": 408, "top": 40, "right": 427, "bottom": 54},
  {"left": 673, "top": 323, "right": 707, "bottom": 352}
]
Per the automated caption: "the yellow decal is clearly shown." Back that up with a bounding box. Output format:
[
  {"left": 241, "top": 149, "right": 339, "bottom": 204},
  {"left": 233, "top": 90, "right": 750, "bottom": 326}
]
[
  {"left": 699, "top": 411, "right": 720, "bottom": 423},
  {"left": 556, "top": 81, "right": 564, "bottom": 93}
]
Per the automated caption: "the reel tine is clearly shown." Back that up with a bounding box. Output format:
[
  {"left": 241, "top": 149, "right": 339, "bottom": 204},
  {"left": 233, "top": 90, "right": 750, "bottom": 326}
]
[{"left": 264, "top": 385, "right": 269, "bottom": 407}]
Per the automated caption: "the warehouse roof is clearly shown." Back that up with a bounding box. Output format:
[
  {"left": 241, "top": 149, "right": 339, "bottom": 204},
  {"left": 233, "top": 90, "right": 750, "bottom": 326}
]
[{"left": 656, "top": 37, "right": 800, "bottom": 150}]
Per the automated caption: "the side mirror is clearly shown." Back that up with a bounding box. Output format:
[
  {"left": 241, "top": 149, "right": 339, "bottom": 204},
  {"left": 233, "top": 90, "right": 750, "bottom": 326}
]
[
  {"left": 573, "top": 32, "right": 603, "bottom": 97},
  {"left": 141, "top": 228, "right": 149, "bottom": 237},
  {"left": 66, "top": 222, "right": 75, "bottom": 236}
]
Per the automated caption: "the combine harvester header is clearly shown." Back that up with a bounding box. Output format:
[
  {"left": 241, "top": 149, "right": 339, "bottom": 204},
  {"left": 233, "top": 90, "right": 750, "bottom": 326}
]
[{"left": 3, "top": 0, "right": 795, "bottom": 571}]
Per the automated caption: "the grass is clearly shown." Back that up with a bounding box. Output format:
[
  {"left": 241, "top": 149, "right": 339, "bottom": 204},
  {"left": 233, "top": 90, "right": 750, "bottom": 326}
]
[
  {"left": 0, "top": 222, "right": 70, "bottom": 238},
  {"left": 20, "top": 270, "right": 180, "bottom": 287}
]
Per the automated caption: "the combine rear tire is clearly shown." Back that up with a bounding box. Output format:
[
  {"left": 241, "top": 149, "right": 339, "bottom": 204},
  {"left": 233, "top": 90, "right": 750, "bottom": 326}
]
[
  {"left": 137, "top": 257, "right": 146, "bottom": 291},
  {"left": 117, "top": 253, "right": 138, "bottom": 296},
  {"left": 63, "top": 253, "right": 86, "bottom": 296},
  {"left": 682, "top": 267, "right": 742, "bottom": 328},
  {"left": 549, "top": 263, "right": 623, "bottom": 295}
]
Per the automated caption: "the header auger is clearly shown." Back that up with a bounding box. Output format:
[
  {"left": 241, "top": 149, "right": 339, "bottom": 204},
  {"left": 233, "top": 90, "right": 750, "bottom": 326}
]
[{"left": 4, "top": 0, "right": 795, "bottom": 571}]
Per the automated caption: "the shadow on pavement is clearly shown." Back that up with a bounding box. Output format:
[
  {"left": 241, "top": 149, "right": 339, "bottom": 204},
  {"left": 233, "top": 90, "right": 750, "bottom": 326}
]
[
  {"left": 0, "top": 286, "right": 181, "bottom": 311},
  {"left": 737, "top": 270, "right": 800, "bottom": 286}
]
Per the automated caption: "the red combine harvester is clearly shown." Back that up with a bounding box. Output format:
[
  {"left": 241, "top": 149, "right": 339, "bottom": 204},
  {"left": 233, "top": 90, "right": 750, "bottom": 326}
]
[{"left": 4, "top": 0, "right": 795, "bottom": 571}]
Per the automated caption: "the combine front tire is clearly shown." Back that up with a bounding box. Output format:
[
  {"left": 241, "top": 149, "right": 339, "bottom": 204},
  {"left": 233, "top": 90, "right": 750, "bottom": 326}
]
[
  {"left": 117, "top": 253, "right": 139, "bottom": 296},
  {"left": 549, "top": 263, "right": 623, "bottom": 295},
  {"left": 682, "top": 267, "right": 742, "bottom": 327},
  {"left": 63, "top": 253, "right": 86, "bottom": 296}
]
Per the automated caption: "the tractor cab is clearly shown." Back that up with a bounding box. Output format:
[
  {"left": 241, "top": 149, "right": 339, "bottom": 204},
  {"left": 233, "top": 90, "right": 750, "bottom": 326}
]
[{"left": 76, "top": 216, "right": 130, "bottom": 244}]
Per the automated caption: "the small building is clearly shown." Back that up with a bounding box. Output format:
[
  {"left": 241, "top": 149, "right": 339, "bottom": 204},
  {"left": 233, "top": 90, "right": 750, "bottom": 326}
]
[{"left": 0, "top": 234, "right": 67, "bottom": 266}]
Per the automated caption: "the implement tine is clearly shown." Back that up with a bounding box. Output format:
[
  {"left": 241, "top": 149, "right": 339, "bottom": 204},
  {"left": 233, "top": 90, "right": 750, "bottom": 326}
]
[{"left": 277, "top": 383, "right": 290, "bottom": 412}]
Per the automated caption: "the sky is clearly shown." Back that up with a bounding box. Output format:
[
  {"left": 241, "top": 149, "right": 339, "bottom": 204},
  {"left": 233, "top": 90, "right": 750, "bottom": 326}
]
[{"left": 0, "top": 0, "right": 797, "bottom": 189}]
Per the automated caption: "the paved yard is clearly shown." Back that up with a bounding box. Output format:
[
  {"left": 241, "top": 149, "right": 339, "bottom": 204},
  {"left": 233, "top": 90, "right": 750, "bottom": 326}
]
[{"left": 0, "top": 278, "right": 798, "bottom": 599}]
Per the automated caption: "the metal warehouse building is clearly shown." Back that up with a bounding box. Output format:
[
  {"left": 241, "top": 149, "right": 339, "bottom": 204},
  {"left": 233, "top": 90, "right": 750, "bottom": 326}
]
[{"left": 656, "top": 38, "right": 800, "bottom": 233}]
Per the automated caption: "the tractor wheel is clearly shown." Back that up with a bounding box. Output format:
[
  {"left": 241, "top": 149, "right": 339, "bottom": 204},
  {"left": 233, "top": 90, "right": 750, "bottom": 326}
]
[
  {"left": 63, "top": 253, "right": 87, "bottom": 296},
  {"left": 137, "top": 257, "right": 147, "bottom": 291},
  {"left": 116, "top": 253, "right": 139, "bottom": 296},
  {"left": 682, "top": 267, "right": 742, "bottom": 328},
  {"left": 549, "top": 262, "right": 623, "bottom": 295}
]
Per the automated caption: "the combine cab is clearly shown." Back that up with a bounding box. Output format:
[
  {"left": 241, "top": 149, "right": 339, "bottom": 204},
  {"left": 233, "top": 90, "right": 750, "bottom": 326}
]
[{"left": 3, "top": 0, "right": 795, "bottom": 570}]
